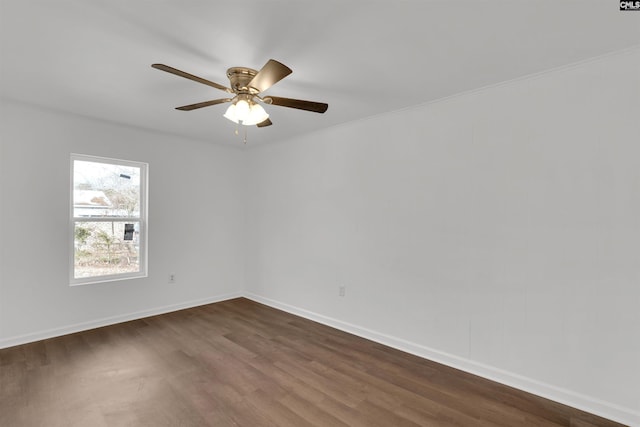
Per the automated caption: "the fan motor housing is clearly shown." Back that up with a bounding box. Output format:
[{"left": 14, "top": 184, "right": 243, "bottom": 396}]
[{"left": 227, "top": 67, "right": 259, "bottom": 93}]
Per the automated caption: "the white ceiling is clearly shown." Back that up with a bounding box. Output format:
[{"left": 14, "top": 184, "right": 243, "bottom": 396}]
[{"left": 1, "top": 0, "right": 639, "bottom": 147}]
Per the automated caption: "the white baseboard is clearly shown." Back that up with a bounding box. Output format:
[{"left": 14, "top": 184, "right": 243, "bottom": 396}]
[
  {"left": 0, "top": 291, "right": 242, "bottom": 350},
  {"left": 244, "top": 292, "right": 640, "bottom": 427}
]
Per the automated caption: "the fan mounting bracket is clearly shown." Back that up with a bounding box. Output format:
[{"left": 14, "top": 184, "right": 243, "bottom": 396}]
[{"left": 227, "top": 67, "right": 260, "bottom": 94}]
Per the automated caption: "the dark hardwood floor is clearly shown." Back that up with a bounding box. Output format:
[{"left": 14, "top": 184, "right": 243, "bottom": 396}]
[{"left": 0, "top": 298, "right": 626, "bottom": 426}]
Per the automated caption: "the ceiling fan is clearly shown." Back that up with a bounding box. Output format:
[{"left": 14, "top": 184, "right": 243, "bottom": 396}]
[{"left": 152, "top": 59, "right": 328, "bottom": 128}]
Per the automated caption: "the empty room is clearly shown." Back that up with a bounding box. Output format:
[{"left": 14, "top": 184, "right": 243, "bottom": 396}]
[{"left": 1, "top": 1, "right": 639, "bottom": 426}]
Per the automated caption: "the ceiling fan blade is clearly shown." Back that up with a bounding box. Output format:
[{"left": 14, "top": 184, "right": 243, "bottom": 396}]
[
  {"left": 152, "top": 64, "right": 231, "bottom": 93},
  {"left": 175, "top": 99, "right": 232, "bottom": 111},
  {"left": 256, "top": 118, "right": 272, "bottom": 128},
  {"left": 248, "top": 59, "right": 292, "bottom": 93},
  {"left": 264, "top": 96, "right": 328, "bottom": 113}
]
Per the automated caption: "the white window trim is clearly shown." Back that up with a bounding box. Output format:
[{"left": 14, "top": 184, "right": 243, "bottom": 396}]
[{"left": 70, "top": 153, "right": 148, "bottom": 286}]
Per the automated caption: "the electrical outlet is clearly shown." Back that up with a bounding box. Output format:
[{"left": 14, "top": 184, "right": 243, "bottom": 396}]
[
  {"left": 169, "top": 273, "right": 176, "bottom": 283},
  {"left": 339, "top": 285, "right": 346, "bottom": 297}
]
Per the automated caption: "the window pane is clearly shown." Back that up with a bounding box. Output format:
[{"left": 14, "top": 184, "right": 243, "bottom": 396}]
[
  {"left": 74, "top": 221, "right": 141, "bottom": 279},
  {"left": 73, "top": 160, "right": 141, "bottom": 218}
]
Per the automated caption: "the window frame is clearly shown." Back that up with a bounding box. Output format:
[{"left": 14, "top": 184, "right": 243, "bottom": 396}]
[{"left": 69, "top": 153, "right": 148, "bottom": 286}]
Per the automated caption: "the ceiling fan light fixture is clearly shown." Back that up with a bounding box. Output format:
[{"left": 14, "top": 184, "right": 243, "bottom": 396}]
[
  {"left": 223, "top": 98, "right": 269, "bottom": 126},
  {"left": 153, "top": 59, "right": 327, "bottom": 131}
]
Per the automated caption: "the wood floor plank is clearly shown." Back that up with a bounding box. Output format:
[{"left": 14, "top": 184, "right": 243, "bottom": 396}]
[{"left": 0, "top": 298, "right": 628, "bottom": 426}]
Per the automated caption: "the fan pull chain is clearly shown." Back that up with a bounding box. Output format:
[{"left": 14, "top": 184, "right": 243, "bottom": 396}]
[{"left": 232, "top": 122, "right": 247, "bottom": 144}]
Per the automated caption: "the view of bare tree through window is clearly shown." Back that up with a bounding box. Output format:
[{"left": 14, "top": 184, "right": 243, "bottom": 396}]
[{"left": 73, "top": 158, "right": 144, "bottom": 280}]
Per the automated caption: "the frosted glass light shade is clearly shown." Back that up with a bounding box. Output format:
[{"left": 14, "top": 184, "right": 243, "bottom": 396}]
[
  {"left": 224, "top": 100, "right": 269, "bottom": 126},
  {"left": 235, "top": 99, "right": 250, "bottom": 121},
  {"left": 223, "top": 103, "right": 237, "bottom": 121}
]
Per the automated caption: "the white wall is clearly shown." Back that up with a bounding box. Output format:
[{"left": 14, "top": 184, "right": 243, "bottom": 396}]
[
  {"left": 0, "top": 101, "right": 245, "bottom": 346},
  {"left": 244, "top": 49, "right": 640, "bottom": 424}
]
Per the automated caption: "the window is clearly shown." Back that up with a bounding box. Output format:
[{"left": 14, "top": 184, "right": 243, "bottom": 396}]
[{"left": 70, "top": 154, "right": 148, "bottom": 285}]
